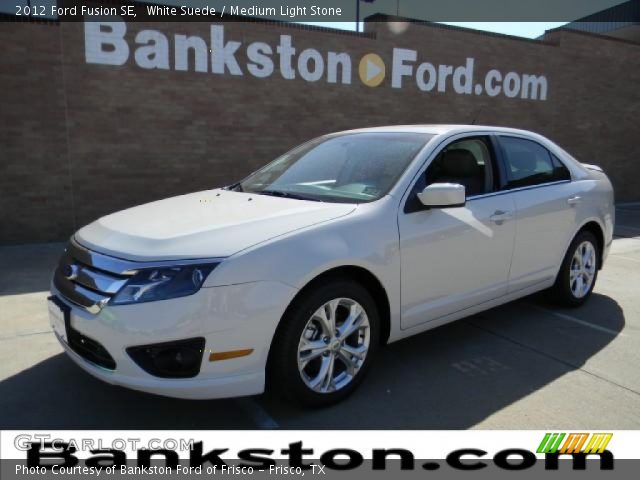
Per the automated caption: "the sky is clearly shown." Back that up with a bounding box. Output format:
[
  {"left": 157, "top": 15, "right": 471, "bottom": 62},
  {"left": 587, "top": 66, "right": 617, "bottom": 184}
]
[
  {"left": 439, "top": 22, "right": 568, "bottom": 38},
  {"left": 300, "top": 22, "right": 568, "bottom": 39}
]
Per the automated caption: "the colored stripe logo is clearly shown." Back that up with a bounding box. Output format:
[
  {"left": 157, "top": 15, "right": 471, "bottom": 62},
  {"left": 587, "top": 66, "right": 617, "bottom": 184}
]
[{"left": 537, "top": 433, "right": 612, "bottom": 454}]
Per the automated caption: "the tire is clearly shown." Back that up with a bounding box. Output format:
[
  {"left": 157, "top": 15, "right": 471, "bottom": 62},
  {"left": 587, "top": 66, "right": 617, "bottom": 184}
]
[
  {"left": 549, "top": 230, "right": 599, "bottom": 307},
  {"left": 268, "top": 279, "right": 380, "bottom": 407}
]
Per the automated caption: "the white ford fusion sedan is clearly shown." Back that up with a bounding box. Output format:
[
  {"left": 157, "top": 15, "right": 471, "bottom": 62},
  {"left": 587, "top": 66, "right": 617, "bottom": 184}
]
[{"left": 49, "top": 125, "right": 614, "bottom": 405}]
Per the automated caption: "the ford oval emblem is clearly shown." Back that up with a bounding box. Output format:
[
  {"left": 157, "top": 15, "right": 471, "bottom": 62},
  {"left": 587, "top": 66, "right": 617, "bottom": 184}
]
[{"left": 63, "top": 264, "right": 79, "bottom": 281}]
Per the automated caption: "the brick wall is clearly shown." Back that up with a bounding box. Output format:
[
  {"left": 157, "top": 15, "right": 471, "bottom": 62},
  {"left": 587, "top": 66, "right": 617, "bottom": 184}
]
[{"left": 1, "top": 18, "right": 638, "bottom": 244}]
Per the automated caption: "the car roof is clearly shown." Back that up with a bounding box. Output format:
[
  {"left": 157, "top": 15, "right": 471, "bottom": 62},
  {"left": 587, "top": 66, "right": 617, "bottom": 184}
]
[
  {"left": 334, "top": 124, "right": 587, "bottom": 178},
  {"left": 336, "top": 124, "right": 537, "bottom": 137}
]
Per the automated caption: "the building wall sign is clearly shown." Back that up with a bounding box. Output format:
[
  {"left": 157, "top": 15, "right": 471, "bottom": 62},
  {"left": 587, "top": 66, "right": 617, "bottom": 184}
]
[
  {"left": 85, "top": 20, "right": 549, "bottom": 101},
  {"left": 5, "top": 17, "right": 638, "bottom": 245}
]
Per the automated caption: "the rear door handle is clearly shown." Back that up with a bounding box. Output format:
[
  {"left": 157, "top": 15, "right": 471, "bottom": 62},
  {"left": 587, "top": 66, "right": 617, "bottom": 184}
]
[
  {"left": 568, "top": 195, "right": 582, "bottom": 206},
  {"left": 490, "top": 210, "right": 513, "bottom": 224}
]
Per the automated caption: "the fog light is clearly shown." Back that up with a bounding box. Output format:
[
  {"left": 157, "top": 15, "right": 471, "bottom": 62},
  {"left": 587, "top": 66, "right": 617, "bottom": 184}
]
[{"left": 127, "top": 337, "right": 205, "bottom": 378}]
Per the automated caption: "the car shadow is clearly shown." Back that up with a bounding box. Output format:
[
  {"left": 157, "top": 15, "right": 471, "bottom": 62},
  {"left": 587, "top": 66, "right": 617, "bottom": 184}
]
[
  {"left": 0, "top": 353, "right": 256, "bottom": 429},
  {"left": 0, "top": 243, "right": 64, "bottom": 296},
  {"left": 259, "top": 292, "right": 625, "bottom": 428},
  {"left": 0, "top": 293, "right": 624, "bottom": 429}
]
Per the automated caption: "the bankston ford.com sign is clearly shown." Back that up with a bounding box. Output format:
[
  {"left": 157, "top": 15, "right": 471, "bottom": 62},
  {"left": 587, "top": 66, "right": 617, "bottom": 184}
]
[{"left": 85, "top": 20, "right": 549, "bottom": 101}]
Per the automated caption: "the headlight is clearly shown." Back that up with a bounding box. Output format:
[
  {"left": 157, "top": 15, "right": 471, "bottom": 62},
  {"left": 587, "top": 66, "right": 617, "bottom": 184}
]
[{"left": 110, "top": 264, "right": 218, "bottom": 306}]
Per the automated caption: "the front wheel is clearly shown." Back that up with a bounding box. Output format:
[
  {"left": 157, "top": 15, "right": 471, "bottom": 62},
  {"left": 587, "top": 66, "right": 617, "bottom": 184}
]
[
  {"left": 549, "top": 230, "right": 599, "bottom": 307},
  {"left": 268, "top": 280, "right": 380, "bottom": 406}
]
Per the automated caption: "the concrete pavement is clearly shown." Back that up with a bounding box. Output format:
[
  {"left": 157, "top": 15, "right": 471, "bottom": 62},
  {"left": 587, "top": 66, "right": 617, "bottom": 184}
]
[{"left": 1, "top": 207, "right": 639, "bottom": 429}]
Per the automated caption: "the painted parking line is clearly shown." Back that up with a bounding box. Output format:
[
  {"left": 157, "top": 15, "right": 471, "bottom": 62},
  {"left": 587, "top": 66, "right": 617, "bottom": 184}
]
[
  {"left": 237, "top": 397, "right": 279, "bottom": 429},
  {"left": 609, "top": 254, "right": 640, "bottom": 263},
  {"left": 0, "top": 330, "right": 52, "bottom": 341},
  {"left": 529, "top": 304, "right": 624, "bottom": 337},
  {"left": 616, "top": 224, "right": 640, "bottom": 231},
  {"left": 614, "top": 224, "right": 640, "bottom": 238}
]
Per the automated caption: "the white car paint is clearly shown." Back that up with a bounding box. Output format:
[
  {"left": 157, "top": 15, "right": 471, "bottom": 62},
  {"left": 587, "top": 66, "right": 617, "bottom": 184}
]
[
  {"left": 398, "top": 189, "right": 517, "bottom": 329},
  {"left": 49, "top": 125, "right": 615, "bottom": 399},
  {"left": 76, "top": 190, "right": 356, "bottom": 261}
]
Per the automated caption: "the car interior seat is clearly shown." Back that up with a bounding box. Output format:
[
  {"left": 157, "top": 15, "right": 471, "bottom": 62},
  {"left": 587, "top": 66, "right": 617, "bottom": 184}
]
[{"left": 432, "top": 148, "right": 485, "bottom": 196}]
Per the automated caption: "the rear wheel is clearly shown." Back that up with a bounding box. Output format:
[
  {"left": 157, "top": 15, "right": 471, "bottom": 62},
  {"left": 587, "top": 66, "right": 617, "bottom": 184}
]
[
  {"left": 549, "top": 230, "right": 599, "bottom": 307},
  {"left": 269, "top": 280, "right": 379, "bottom": 406}
]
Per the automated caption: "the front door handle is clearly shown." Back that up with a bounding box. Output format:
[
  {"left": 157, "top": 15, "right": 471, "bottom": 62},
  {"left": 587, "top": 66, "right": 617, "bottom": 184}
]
[
  {"left": 568, "top": 195, "right": 582, "bottom": 206},
  {"left": 490, "top": 210, "right": 513, "bottom": 225}
]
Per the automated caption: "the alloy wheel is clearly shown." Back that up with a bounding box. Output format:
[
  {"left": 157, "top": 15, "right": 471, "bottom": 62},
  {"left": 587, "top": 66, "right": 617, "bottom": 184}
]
[
  {"left": 297, "top": 298, "right": 370, "bottom": 393},
  {"left": 569, "top": 240, "right": 597, "bottom": 298}
]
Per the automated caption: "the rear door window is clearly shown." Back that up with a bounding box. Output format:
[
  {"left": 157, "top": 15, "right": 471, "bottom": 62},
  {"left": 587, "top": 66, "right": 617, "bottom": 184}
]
[
  {"left": 551, "top": 153, "right": 571, "bottom": 181},
  {"left": 499, "top": 136, "right": 570, "bottom": 188}
]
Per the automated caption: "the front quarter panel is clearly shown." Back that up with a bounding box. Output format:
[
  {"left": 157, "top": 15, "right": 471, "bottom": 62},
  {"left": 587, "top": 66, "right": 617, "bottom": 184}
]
[{"left": 205, "top": 198, "right": 402, "bottom": 339}]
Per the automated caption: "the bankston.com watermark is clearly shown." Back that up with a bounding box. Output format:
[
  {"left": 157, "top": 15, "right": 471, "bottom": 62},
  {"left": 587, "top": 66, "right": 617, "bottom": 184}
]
[{"left": 15, "top": 438, "right": 613, "bottom": 475}]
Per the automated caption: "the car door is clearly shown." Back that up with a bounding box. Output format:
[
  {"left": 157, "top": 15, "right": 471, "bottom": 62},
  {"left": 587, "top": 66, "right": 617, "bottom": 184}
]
[
  {"left": 398, "top": 134, "right": 516, "bottom": 330},
  {"left": 495, "top": 135, "right": 579, "bottom": 292}
]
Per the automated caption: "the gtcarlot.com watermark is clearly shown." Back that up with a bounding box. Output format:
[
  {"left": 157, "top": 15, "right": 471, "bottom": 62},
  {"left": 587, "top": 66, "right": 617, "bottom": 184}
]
[{"left": 14, "top": 434, "right": 195, "bottom": 453}]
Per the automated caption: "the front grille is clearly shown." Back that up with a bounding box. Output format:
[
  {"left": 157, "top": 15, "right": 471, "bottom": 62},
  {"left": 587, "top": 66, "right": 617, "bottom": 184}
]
[
  {"left": 54, "top": 239, "right": 134, "bottom": 314},
  {"left": 55, "top": 237, "right": 224, "bottom": 314}
]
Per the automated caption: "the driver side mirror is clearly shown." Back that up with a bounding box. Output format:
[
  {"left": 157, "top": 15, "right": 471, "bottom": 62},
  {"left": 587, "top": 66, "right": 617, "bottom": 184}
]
[{"left": 417, "top": 183, "right": 466, "bottom": 208}]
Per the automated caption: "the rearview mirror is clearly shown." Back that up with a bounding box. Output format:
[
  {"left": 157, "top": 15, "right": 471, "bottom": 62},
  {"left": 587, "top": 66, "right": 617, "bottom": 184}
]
[{"left": 417, "top": 183, "right": 466, "bottom": 208}]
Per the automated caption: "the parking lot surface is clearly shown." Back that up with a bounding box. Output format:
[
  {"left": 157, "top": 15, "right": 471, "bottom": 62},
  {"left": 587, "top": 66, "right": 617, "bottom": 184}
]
[{"left": 1, "top": 206, "right": 640, "bottom": 429}]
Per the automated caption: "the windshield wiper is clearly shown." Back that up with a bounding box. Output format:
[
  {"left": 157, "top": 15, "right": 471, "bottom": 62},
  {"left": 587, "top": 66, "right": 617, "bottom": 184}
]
[
  {"left": 258, "top": 189, "right": 322, "bottom": 202},
  {"left": 223, "top": 182, "right": 243, "bottom": 192}
]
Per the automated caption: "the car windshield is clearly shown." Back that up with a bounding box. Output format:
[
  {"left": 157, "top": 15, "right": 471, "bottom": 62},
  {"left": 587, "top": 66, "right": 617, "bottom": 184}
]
[{"left": 236, "top": 132, "right": 432, "bottom": 203}]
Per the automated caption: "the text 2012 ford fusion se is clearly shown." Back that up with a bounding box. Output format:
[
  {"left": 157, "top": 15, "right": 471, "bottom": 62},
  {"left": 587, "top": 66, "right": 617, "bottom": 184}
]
[{"left": 49, "top": 125, "right": 614, "bottom": 405}]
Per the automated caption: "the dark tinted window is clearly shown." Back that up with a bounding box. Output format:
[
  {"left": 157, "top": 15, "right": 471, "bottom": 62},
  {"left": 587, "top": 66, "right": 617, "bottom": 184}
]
[
  {"left": 425, "top": 137, "right": 496, "bottom": 197},
  {"left": 551, "top": 154, "right": 571, "bottom": 181},
  {"left": 404, "top": 136, "right": 497, "bottom": 213},
  {"left": 500, "top": 136, "right": 570, "bottom": 188}
]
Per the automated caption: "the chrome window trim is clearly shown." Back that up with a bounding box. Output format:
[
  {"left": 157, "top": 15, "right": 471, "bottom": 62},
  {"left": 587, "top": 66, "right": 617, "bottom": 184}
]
[
  {"left": 400, "top": 129, "right": 574, "bottom": 213},
  {"left": 466, "top": 179, "right": 572, "bottom": 202},
  {"left": 69, "top": 237, "right": 225, "bottom": 275},
  {"left": 495, "top": 134, "right": 574, "bottom": 182}
]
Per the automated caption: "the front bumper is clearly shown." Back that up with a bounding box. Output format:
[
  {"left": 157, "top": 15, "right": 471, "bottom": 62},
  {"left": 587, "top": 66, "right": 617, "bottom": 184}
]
[{"left": 49, "top": 280, "right": 297, "bottom": 399}]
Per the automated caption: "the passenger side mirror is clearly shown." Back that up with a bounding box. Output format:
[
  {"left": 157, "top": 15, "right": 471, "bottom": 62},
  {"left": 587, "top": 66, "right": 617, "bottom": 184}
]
[{"left": 417, "top": 183, "right": 466, "bottom": 208}]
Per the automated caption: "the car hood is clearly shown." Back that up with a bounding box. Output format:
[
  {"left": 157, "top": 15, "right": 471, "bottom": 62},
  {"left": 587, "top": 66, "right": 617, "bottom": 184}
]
[{"left": 75, "top": 189, "right": 356, "bottom": 261}]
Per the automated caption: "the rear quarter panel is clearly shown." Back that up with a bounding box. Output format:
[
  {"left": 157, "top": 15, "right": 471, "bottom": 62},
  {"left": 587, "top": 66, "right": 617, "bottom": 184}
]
[{"left": 576, "top": 170, "right": 615, "bottom": 263}]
